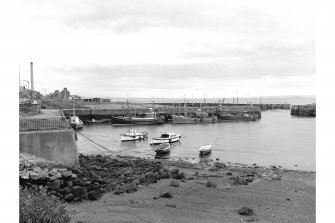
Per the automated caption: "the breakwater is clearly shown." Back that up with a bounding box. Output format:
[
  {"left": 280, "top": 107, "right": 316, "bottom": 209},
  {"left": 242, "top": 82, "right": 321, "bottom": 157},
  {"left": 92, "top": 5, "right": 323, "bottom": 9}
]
[
  {"left": 62, "top": 105, "right": 262, "bottom": 121},
  {"left": 291, "top": 105, "right": 316, "bottom": 117}
]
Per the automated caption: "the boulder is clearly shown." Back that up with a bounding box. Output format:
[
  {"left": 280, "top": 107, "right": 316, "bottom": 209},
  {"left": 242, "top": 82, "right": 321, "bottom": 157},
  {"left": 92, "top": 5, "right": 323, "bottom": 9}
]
[
  {"left": 238, "top": 206, "right": 254, "bottom": 216},
  {"left": 49, "top": 172, "right": 62, "bottom": 181},
  {"left": 160, "top": 192, "right": 172, "bottom": 198},
  {"left": 29, "top": 171, "right": 40, "bottom": 180},
  {"left": 68, "top": 187, "right": 88, "bottom": 200},
  {"left": 71, "top": 174, "right": 77, "bottom": 179},
  {"left": 47, "top": 179, "right": 61, "bottom": 190},
  {"left": 32, "top": 166, "right": 43, "bottom": 173},
  {"left": 206, "top": 181, "right": 217, "bottom": 188},
  {"left": 66, "top": 180, "right": 73, "bottom": 188},
  {"left": 49, "top": 169, "right": 59, "bottom": 176},
  {"left": 88, "top": 190, "right": 103, "bottom": 201},
  {"left": 19, "top": 170, "right": 30, "bottom": 179},
  {"left": 169, "top": 180, "right": 179, "bottom": 187},
  {"left": 64, "top": 194, "right": 74, "bottom": 202},
  {"left": 61, "top": 170, "right": 73, "bottom": 178},
  {"left": 114, "top": 190, "right": 123, "bottom": 195}
]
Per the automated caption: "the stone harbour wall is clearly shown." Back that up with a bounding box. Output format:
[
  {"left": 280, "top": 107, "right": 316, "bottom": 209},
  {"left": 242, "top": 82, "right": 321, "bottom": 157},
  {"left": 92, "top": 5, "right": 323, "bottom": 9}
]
[{"left": 19, "top": 129, "right": 79, "bottom": 167}]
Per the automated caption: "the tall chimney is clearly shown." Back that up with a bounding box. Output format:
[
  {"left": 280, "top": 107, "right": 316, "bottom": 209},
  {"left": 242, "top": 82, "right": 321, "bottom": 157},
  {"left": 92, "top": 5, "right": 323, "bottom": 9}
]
[{"left": 30, "top": 62, "right": 34, "bottom": 91}]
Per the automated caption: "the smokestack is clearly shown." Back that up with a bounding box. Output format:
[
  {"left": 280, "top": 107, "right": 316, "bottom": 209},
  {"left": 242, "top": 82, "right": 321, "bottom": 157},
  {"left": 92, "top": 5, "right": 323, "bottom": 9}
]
[{"left": 30, "top": 62, "right": 34, "bottom": 91}]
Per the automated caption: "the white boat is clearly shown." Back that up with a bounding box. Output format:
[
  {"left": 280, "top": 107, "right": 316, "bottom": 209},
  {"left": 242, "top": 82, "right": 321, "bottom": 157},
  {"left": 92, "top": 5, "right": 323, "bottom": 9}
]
[
  {"left": 120, "top": 130, "right": 148, "bottom": 141},
  {"left": 199, "top": 144, "right": 212, "bottom": 155},
  {"left": 151, "top": 132, "right": 181, "bottom": 145},
  {"left": 69, "top": 116, "right": 83, "bottom": 130},
  {"left": 155, "top": 143, "right": 171, "bottom": 154}
]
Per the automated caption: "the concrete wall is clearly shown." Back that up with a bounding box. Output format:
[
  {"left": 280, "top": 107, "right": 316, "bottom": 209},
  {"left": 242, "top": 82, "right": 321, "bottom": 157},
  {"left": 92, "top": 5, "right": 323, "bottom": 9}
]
[
  {"left": 19, "top": 129, "right": 79, "bottom": 167},
  {"left": 291, "top": 105, "right": 316, "bottom": 117}
]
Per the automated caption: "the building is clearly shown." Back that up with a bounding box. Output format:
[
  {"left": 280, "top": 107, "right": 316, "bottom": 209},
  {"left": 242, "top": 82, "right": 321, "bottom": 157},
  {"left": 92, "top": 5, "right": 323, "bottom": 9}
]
[{"left": 60, "top": 88, "right": 70, "bottom": 99}]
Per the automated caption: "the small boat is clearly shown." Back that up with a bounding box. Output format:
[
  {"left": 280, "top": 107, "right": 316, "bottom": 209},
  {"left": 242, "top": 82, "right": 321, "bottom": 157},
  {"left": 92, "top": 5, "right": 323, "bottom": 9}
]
[
  {"left": 85, "top": 119, "right": 110, "bottom": 124},
  {"left": 120, "top": 129, "right": 148, "bottom": 141},
  {"left": 151, "top": 132, "right": 181, "bottom": 144},
  {"left": 69, "top": 116, "right": 84, "bottom": 130},
  {"left": 155, "top": 143, "right": 171, "bottom": 154},
  {"left": 199, "top": 144, "right": 212, "bottom": 155}
]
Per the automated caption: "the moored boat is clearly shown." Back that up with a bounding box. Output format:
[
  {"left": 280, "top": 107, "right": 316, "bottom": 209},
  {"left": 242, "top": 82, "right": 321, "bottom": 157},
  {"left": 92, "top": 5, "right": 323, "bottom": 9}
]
[
  {"left": 172, "top": 108, "right": 217, "bottom": 124},
  {"left": 151, "top": 132, "right": 181, "bottom": 144},
  {"left": 111, "top": 108, "right": 164, "bottom": 125},
  {"left": 216, "top": 112, "right": 258, "bottom": 122},
  {"left": 199, "top": 144, "right": 212, "bottom": 155},
  {"left": 155, "top": 143, "right": 171, "bottom": 154},
  {"left": 69, "top": 116, "right": 84, "bottom": 130},
  {"left": 172, "top": 115, "right": 218, "bottom": 124},
  {"left": 85, "top": 119, "right": 110, "bottom": 124},
  {"left": 120, "top": 130, "right": 148, "bottom": 141}
]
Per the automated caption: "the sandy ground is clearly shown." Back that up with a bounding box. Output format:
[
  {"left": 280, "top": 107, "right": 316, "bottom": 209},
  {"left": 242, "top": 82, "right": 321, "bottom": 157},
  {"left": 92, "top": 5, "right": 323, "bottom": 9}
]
[{"left": 66, "top": 162, "right": 315, "bottom": 223}]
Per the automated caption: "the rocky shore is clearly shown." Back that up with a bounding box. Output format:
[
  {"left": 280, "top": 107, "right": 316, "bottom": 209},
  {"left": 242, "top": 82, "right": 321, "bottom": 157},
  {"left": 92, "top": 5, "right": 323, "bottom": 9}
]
[{"left": 19, "top": 153, "right": 315, "bottom": 222}]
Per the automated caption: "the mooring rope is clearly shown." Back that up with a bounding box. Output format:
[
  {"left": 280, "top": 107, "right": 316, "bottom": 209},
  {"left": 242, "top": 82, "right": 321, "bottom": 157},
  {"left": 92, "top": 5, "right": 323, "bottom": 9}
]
[{"left": 76, "top": 131, "right": 117, "bottom": 155}]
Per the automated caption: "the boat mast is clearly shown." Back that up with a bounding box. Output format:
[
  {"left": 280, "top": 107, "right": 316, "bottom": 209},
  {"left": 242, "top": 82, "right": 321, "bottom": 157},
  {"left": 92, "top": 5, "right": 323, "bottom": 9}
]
[
  {"left": 184, "top": 95, "right": 187, "bottom": 117},
  {"left": 72, "top": 98, "right": 75, "bottom": 117},
  {"left": 236, "top": 90, "right": 239, "bottom": 106}
]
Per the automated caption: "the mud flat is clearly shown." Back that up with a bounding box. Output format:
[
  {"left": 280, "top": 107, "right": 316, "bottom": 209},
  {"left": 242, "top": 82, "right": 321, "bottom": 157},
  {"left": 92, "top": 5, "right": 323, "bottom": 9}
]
[{"left": 64, "top": 157, "right": 315, "bottom": 223}]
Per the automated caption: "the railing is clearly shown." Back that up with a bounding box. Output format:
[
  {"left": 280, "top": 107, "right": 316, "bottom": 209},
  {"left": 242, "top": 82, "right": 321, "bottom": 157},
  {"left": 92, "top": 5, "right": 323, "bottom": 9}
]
[{"left": 19, "top": 116, "right": 72, "bottom": 132}]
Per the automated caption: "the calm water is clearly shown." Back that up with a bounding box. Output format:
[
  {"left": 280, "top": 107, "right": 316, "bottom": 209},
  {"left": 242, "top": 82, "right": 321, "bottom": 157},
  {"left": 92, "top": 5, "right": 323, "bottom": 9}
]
[{"left": 76, "top": 110, "right": 315, "bottom": 171}]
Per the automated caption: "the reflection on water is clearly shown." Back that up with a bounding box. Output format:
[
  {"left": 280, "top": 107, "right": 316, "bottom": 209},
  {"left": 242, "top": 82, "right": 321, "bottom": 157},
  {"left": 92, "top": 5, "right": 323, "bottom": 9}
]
[{"left": 76, "top": 110, "right": 315, "bottom": 171}]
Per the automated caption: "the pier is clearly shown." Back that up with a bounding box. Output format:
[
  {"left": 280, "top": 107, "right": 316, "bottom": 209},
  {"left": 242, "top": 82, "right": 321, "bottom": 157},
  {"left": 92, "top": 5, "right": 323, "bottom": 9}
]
[{"left": 291, "top": 104, "right": 316, "bottom": 117}]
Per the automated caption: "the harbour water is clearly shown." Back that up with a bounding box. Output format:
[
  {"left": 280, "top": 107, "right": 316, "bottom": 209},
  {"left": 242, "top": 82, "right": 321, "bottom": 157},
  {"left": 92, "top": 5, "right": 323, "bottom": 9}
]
[{"left": 76, "top": 110, "right": 315, "bottom": 171}]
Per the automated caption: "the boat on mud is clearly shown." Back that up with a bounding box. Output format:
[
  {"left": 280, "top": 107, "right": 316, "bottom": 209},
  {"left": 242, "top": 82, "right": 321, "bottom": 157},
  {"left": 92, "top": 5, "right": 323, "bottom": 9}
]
[
  {"left": 69, "top": 116, "right": 84, "bottom": 130},
  {"left": 151, "top": 133, "right": 181, "bottom": 144},
  {"left": 155, "top": 143, "right": 171, "bottom": 154},
  {"left": 111, "top": 108, "right": 164, "bottom": 125},
  {"left": 120, "top": 130, "right": 148, "bottom": 141},
  {"left": 199, "top": 144, "right": 212, "bottom": 155}
]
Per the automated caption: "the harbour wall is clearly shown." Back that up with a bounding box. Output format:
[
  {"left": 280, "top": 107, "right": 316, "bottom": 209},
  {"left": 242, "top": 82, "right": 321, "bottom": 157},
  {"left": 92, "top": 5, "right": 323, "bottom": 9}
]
[
  {"left": 19, "top": 129, "right": 79, "bottom": 167},
  {"left": 291, "top": 105, "right": 316, "bottom": 117},
  {"left": 62, "top": 105, "right": 262, "bottom": 120}
]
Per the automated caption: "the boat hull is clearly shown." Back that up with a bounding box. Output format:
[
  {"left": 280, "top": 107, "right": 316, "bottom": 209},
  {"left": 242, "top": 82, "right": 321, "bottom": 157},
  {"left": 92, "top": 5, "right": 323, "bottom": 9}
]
[
  {"left": 172, "top": 115, "right": 218, "bottom": 124},
  {"left": 155, "top": 143, "right": 171, "bottom": 154},
  {"left": 199, "top": 145, "right": 212, "bottom": 155},
  {"left": 111, "top": 116, "right": 164, "bottom": 125},
  {"left": 151, "top": 135, "right": 181, "bottom": 145},
  {"left": 120, "top": 132, "right": 148, "bottom": 141},
  {"left": 216, "top": 114, "right": 257, "bottom": 122}
]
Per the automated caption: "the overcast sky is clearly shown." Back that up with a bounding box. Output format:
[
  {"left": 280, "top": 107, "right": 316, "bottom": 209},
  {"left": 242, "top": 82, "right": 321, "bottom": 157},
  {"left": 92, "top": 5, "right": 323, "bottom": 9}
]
[{"left": 18, "top": 0, "right": 315, "bottom": 98}]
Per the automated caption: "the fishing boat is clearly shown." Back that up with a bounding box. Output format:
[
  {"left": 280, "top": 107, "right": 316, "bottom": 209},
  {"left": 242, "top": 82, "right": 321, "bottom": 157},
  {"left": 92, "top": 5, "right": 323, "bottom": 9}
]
[
  {"left": 172, "top": 109, "right": 218, "bottom": 124},
  {"left": 216, "top": 111, "right": 258, "bottom": 122},
  {"left": 111, "top": 108, "right": 164, "bottom": 125},
  {"left": 69, "top": 116, "right": 84, "bottom": 130},
  {"left": 155, "top": 143, "right": 171, "bottom": 154},
  {"left": 199, "top": 144, "right": 212, "bottom": 155},
  {"left": 151, "top": 132, "right": 181, "bottom": 144},
  {"left": 85, "top": 119, "right": 110, "bottom": 124},
  {"left": 120, "top": 130, "right": 148, "bottom": 141},
  {"left": 69, "top": 98, "right": 84, "bottom": 130}
]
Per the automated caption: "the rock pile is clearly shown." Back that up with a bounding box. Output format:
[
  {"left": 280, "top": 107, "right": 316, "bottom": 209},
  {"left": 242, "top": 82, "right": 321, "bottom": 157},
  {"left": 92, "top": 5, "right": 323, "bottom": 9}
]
[{"left": 19, "top": 154, "right": 185, "bottom": 203}]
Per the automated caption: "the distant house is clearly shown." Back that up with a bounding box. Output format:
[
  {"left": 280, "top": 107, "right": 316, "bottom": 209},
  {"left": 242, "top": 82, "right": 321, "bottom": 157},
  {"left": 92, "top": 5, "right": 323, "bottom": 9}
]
[
  {"left": 82, "top": 97, "right": 93, "bottom": 102},
  {"left": 60, "top": 88, "right": 70, "bottom": 99},
  {"left": 102, "top": 98, "right": 111, "bottom": 102}
]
